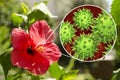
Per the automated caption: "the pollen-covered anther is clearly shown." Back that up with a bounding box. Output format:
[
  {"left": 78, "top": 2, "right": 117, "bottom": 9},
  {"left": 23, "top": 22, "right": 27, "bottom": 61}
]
[{"left": 36, "top": 46, "right": 44, "bottom": 52}]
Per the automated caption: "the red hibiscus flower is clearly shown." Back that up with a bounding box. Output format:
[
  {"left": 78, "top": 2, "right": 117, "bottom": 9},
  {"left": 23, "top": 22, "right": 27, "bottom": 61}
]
[{"left": 11, "top": 20, "right": 61, "bottom": 75}]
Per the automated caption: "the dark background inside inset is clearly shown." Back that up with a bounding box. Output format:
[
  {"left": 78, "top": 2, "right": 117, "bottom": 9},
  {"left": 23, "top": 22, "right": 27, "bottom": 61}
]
[{"left": 64, "top": 5, "right": 102, "bottom": 24}]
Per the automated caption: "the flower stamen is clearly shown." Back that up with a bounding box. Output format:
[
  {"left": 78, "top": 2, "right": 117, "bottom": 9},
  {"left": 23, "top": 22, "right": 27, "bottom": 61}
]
[{"left": 36, "top": 46, "right": 44, "bottom": 52}]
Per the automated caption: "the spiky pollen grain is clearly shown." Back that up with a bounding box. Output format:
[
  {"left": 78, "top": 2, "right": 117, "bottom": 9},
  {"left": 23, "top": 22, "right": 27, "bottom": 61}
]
[
  {"left": 92, "top": 10, "right": 116, "bottom": 43},
  {"left": 73, "top": 8, "right": 93, "bottom": 30},
  {"left": 73, "top": 34, "right": 97, "bottom": 60},
  {"left": 60, "top": 22, "right": 76, "bottom": 44}
]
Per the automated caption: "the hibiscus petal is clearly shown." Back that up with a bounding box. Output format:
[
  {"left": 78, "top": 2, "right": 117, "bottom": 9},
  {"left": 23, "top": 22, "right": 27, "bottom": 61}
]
[
  {"left": 29, "top": 20, "right": 54, "bottom": 46},
  {"left": 12, "top": 28, "right": 29, "bottom": 50},
  {"left": 11, "top": 49, "right": 32, "bottom": 69},
  {"left": 11, "top": 49, "right": 50, "bottom": 75},
  {"left": 42, "top": 43, "right": 61, "bottom": 64},
  {"left": 28, "top": 53, "right": 50, "bottom": 75}
]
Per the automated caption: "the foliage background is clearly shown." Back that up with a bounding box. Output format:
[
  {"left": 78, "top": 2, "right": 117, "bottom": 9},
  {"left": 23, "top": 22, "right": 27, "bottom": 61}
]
[{"left": 0, "top": 0, "right": 120, "bottom": 80}]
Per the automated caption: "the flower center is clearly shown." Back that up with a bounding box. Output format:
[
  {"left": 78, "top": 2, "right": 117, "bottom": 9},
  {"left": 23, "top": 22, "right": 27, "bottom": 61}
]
[
  {"left": 27, "top": 46, "right": 44, "bottom": 55},
  {"left": 36, "top": 46, "right": 44, "bottom": 52},
  {"left": 27, "top": 47, "right": 35, "bottom": 55}
]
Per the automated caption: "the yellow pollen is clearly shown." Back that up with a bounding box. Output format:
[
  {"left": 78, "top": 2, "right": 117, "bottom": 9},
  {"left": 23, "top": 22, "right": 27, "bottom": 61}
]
[{"left": 36, "top": 46, "right": 44, "bottom": 52}]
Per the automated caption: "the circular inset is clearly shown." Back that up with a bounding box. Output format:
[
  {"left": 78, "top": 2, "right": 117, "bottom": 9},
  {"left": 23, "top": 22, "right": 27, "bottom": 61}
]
[{"left": 59, "top": 5, "right": 117, "bottom": 61}]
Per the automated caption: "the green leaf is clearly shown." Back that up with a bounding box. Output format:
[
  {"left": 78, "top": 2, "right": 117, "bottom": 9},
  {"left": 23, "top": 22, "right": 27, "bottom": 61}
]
[
  {"left": 7, "top": 74, "right": 21, "bottom": 80},
  {"left": 111, "top": 0, "right": 120, "bottom": 57},
  {"left": 49, "top": 62, "right": 65, "bottom": 80},
  {"left": 31, "top": 75, "right": 40, "bottom": 80},
  {"left": 0, "top": 0, "right": 22, "bottom": 26},
  {"left": 12, "top": 13, "right": 27, "bottom": 26},
  {"left": 112, "top": 68, "right": 120, "bottom": 80},
  {"left": 66, "top": 58, "right": 75, "bottom": 72},
  {"left": 27, "top": 9, "right": 45, "bottom": 25},
  {"left": 114, "top": 25, "right": 120, "bottom": 56},
  {"left": 0, "top": 48, "right": 13, "bottom": 80},
  {"left": 21, "top": 2, "right": 29, "bottom": 14},
  {"left": 111, "top": 0, "right": 120, "bottom": 25},
  {"left": 59, "top": 70, "right": 78, "bottom": 80},
  {"left": 0, "top": 26, "right": 10, "bottom": 54},
  {"left": 27, "top": 2, "right": 56, "bottom": 25},
  {"left": 32, "top": 3, "right": 55, "bottom": 18},
  {"left": 0, "top": 0, "right": 4, "bottom": 3}
]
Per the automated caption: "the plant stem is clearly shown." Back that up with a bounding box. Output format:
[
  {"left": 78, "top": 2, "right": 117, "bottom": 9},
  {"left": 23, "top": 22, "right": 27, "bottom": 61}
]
[{"left": 66, "top": 58, "right": 75, "bottom": 72}]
